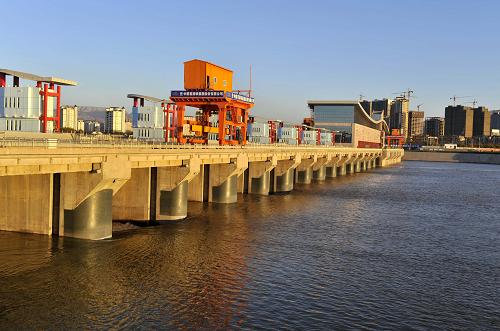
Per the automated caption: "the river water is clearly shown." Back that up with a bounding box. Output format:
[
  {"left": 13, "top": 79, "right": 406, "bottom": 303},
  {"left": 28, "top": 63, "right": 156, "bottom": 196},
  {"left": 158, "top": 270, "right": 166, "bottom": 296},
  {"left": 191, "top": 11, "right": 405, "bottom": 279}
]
[{"left": 0, "top": 161, "right": 499, "bottom": 330}]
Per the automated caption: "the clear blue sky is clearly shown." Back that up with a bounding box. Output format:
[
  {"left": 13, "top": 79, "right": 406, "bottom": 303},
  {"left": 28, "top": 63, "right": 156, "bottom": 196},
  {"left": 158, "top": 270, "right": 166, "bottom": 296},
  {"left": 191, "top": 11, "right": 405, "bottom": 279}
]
[{"left": 2, "top": 0, "right": 500, "bottom": 121}]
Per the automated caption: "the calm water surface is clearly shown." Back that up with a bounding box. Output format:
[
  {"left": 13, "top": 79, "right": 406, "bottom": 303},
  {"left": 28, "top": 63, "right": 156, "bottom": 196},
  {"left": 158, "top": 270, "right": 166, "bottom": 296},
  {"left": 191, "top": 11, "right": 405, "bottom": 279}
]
[{"left": 0, "top": 161, "right": 499, "bottom": 330}]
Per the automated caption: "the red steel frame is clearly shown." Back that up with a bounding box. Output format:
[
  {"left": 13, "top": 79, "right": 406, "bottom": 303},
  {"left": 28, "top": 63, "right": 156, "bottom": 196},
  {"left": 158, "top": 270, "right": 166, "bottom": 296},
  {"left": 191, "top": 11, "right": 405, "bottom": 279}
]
[
  {"left": 295, "top": 125, "right": 303, "bottom": 145},
  {"left": 163, "top": 102, "right": 177, "bottom": 143},
  {"left": 38, "top": 82, "right": 62, "bottom": 133},
  {"left": 170, "top": 95, "right": 252, "bottom": 145},
  {"left": 386, "top": 135, "right": 404, "bottom": 148},
  {"left": 268, "top": 121, "right": 277, "bottom": 143}
]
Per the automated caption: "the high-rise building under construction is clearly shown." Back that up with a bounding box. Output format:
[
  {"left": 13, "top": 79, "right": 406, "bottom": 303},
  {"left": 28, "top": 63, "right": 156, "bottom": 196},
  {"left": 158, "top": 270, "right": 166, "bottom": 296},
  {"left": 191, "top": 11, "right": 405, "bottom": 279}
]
[{"left": 445, "top": 105, "right": 474, "bottom": 137}]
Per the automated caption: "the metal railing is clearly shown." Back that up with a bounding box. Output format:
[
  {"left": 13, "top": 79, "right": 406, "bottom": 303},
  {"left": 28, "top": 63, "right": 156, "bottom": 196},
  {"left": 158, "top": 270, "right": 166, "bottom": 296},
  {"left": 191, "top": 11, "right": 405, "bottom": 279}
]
[{"left": 0, "top": 136, "right": 387, "bottom": 151}]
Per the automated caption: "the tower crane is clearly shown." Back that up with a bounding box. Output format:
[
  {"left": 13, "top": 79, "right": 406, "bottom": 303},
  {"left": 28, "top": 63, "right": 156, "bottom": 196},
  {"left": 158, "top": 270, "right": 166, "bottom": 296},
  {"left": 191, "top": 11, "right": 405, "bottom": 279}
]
[
  {"left": 417, "top": 104, "right": 423, "bottom": 111},
  {"left": 464, "top": 99, "right": 479, "bottom": 107},
  {"left": 393, "top": 89, "right": 415, "bottom": 100},
  {"left": 450, "top": 95, "right": 473, "bottom": 106}
]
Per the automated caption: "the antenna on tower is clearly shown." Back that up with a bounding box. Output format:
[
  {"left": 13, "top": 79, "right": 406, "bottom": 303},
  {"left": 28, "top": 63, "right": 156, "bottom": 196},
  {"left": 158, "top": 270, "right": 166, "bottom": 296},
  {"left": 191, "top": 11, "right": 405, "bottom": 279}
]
[{"left": 249, "top": 64, "right": 252, "bottom": 97}]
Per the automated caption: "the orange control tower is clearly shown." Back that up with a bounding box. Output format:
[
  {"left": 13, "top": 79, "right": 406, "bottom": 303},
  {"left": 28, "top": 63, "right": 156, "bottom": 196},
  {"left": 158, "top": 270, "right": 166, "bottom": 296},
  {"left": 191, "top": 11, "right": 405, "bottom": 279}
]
[{"left": 170, "top": 59, "right": 254, "bottom": 145}]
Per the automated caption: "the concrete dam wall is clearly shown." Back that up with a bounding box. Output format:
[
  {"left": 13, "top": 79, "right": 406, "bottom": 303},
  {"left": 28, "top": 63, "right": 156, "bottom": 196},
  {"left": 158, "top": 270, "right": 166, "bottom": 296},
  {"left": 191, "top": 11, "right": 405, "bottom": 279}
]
[{"left": 403, "top": 151, "right": 500, "bottom": 165}]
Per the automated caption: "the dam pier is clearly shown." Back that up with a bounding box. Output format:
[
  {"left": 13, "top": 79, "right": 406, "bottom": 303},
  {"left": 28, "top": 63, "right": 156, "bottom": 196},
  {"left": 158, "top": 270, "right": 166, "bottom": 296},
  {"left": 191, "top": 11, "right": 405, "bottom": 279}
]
[{"left": 0, "top": 144, "right": 403, "bottom": 240}]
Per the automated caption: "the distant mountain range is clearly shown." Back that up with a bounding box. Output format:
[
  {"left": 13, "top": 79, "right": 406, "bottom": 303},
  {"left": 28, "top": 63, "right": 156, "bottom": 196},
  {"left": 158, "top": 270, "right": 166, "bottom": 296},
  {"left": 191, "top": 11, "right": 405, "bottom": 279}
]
[{"left": 78, "top": 106, "right": 131, "bottom": 123}]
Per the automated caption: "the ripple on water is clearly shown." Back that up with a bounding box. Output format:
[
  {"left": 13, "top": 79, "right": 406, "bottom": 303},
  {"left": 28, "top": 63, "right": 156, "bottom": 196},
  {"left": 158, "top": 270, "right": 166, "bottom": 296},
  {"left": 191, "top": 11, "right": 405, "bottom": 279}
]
[{"left": 0, "top": 161, "right": 499, "bottom": 329}]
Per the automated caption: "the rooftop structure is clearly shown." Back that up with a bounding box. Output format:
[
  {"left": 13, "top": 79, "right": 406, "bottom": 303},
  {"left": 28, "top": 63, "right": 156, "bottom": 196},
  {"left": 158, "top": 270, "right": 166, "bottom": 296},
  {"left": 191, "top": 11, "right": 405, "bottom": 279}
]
[
  {"left": 0, "top": 69, "right": 77, "bottom": 87},
  {"left": 0, "top": 69, "right": 77, "bottom": 133},
  {"left": 184, "top": 59, "right": 233, "bottom": 92}
]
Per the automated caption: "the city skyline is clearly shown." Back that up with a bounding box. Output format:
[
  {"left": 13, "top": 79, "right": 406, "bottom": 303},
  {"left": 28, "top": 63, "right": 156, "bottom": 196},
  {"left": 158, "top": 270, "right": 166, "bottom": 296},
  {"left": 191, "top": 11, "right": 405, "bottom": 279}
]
[{"left": 2, "top": 0, "right": 500, "bottom": 121}]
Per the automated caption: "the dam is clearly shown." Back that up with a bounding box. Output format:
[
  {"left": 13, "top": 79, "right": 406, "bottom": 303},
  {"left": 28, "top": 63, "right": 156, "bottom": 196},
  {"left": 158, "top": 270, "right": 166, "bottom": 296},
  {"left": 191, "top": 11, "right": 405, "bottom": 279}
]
[{"left": 0, "top": 143, "right": 403, "bottom": 240}]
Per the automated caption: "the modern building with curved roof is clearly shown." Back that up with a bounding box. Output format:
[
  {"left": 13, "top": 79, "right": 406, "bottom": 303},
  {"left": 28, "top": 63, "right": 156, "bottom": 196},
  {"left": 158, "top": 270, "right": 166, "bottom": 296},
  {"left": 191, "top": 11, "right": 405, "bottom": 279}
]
[{"left": 307, "top": 100, "right": 389, "bottom": 148}]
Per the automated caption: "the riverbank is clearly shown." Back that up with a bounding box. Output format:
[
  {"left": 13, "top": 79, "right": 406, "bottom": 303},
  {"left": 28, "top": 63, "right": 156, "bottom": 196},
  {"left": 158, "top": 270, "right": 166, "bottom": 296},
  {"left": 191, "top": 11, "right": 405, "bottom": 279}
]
[{"left": 403, "top": 151, "right": 500, "bottom": 164}]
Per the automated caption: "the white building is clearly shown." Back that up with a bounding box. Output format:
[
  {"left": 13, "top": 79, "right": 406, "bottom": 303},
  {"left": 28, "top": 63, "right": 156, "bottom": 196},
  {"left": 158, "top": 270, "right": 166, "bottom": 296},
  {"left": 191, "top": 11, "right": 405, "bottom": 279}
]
[
  {"left": 127, "top": 94, "right": 166, "bottom": 140},
  {"left": 302, "top": 130, "right": 318, "bottom": 145},
  {"left": 60, "top": 105, "right": 78, "bottom": 131},
  {"left": 77, "top": 120, "right": 85, "bottom": 132},
  {"left": 0, "top": 86, "right": 42, "bottom": 132},
  {"left": 0, "top": 69, "right": 77, "bottom": 133},
  {"left": 105, "top": 107, "right": 126, "bottom": 134},
  {"left": 249, "top": 122, "right": 270, "bottom": 144},
  {"left": 278, "top": 127, "right": 298, "bottom": 144}
]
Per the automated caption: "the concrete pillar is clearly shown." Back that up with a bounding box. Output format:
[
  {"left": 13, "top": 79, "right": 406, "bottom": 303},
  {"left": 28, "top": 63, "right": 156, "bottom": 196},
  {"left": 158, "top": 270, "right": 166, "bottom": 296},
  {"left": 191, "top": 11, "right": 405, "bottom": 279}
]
[
  {"left": 275, "top": 167, "right": 294, "bottom": 192},
  {"left": 248, "top": 159, "right": 276, "bottom": 195},
  {"left": 238, "top": 172, "right": 247, "bottom": 194},
  {"left": 0, "top": 174, "right": 53, "bottom": 235},
  {"left": 271, "top": 157, "right": 300, "bottom": 193},
  {"left": 156, "top": 159, "right": 200, "bottom": 220},
  {"left": 250, "top": 171, "right": 270, "bottom": 195},
  {"left": 311, "top": 157, "right": 328, "bottom": 181},
  {"left": 326, "top": 166, "right": 337, "bottom": 178},
  {"left": 313, "top": 165, "right": 326, "bottom": 181},
  {"left": 212, "top": 174, "right": 238, "bottom": 203},
  {"left": 337, "top": 164, "right": 347, "bottom": 176},
  {"left": 112, "top": 168, "right": 151, "bottom": 222},
  {"left": 64, "top": 189, "right": 113, "bottom": 240},
  {"left": 296, "top": 167, "right": 313, "bottom": 184},
  {"left": 379, "top": 149, "right": 404, "bottom": 167},
  {"left": 361, "top": 160, "right": 367, "bottom": 171},
  {"left": 295, "top": 156, "right": 316, "bottom": 184},
  {"left": 355, "top": 161, "right": 362, "bottom": 173},
  {"left": 347, "top": 162, "right": 355, "bottom": 174},
  {"left": 188, "top": 164, "right": 207, "bottom": 202},
  {"left": 208, "top": 155, "right": 248, "bottom": 203},
  {"left": 61, "top": 158, "right": 131, "bottom": 240},
  {"left": 366, "top": 159, "right": 372, "bottom": 169},
  {"left": 159, "top": 180, "right": 188, "bottom": 220}
]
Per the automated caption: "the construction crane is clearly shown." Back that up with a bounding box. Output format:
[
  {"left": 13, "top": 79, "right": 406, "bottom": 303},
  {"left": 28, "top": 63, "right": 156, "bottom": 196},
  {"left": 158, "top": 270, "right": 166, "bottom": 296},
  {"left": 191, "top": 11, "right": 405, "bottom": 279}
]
[
  {"left": 393, "top": 89, "right": 415, "bottom": 100},
  {"left": 417, "top": 104, "right": 423, "bottom": 111},
  {"left": 450, "top": 95, "right": 473, "bottom": 106},
  {"left": 464, "top": 99, "right": 479, "bottom": 107}
]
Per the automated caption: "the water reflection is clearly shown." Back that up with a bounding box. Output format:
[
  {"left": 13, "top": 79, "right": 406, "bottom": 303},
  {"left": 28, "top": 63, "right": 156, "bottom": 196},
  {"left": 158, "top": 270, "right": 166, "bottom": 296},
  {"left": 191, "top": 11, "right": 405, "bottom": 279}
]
[{"left": 0, "top": 162, "right": 499, "bottom": 329}]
